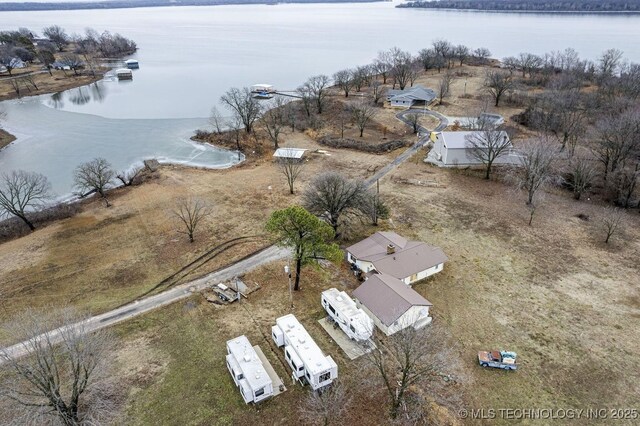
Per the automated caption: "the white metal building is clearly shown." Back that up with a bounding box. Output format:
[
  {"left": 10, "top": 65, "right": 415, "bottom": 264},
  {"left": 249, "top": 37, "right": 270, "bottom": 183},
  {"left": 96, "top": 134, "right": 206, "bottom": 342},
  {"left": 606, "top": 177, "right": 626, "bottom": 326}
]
[
  {"left": 226, "top": 335, "right": 274, "bottom": 404},
  {"left": 272, "top": 314, "right": 338, "bottom": 390},
  {"left": 425, "top": 131, "right": 520, "bottom": 167},
  {"left": 321, "top": 288, "right": 373, "bottom": 342}
]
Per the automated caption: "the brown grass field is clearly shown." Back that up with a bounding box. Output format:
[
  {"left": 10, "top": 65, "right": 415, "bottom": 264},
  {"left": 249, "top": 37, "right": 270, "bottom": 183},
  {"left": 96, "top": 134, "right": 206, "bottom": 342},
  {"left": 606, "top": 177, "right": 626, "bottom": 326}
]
[{"left": 1, "top": 65, "right": 639, "bottom": 424}]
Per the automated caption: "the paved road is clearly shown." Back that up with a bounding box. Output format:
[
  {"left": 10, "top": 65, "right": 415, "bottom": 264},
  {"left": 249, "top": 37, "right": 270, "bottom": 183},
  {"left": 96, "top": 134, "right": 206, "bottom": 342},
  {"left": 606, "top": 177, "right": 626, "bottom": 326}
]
[
  {"left": 364, "top": 108, "right": 448, "bottom": 187},
  {"left": 1, "top": 245, "right": 290, "bottom": 361},
  {"left": 1, "top": 107, "right": 447, "bottom": 360}
]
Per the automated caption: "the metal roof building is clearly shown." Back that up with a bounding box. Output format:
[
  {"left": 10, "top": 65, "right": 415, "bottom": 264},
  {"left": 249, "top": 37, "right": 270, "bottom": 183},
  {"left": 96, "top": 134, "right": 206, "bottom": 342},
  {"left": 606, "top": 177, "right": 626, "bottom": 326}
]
[{"left": 353, "top": 273, "right": 433, "bottom": 336}]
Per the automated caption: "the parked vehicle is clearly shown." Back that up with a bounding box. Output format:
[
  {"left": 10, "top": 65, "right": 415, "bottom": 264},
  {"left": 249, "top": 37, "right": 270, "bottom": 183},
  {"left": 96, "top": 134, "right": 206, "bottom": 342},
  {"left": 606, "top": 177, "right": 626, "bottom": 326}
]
[{"left": 478, "top": 350, "right": 518, "bottom": 370}]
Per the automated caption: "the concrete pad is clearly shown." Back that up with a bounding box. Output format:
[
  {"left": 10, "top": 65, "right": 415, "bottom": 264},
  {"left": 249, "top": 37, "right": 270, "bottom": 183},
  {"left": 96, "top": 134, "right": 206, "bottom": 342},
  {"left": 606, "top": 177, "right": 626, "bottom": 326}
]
[
  {"left": 318, "top": 318, "right": 375, "bottom": 360},
  {"left": 253, "top": 345, "right": 286, "bottom": 396}
]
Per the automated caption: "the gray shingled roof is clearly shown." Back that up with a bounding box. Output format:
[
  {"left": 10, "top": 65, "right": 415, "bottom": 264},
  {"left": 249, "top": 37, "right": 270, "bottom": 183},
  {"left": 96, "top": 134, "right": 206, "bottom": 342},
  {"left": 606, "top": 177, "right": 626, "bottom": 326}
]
[
  {"left": 353, "top": 273, "right": 432, "bottom": 326},
  {"left": 387, "top": 86, "right": 436, "bottom": 103},
  {"left": 346, "top": 232, "right": 448, "bottom": 280}
]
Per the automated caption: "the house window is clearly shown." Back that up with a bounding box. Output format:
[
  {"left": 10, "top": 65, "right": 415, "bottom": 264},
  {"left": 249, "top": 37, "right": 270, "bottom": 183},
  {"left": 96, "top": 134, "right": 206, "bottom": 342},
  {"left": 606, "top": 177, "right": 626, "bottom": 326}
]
[
  {"left": 329, "top": 305, "right": 336, "bottom": 314},
  {"left": 319, "top": 372, "right": 331, "bottom": 383},
  {"left": 255, "top": 387, "right": 265, "bottom": 397},
  {"left": 350, "top": 324, "right": 355, "bottom": 333},
  {"left": 238, "top": 373, "right": 244, "bottom": 380}
]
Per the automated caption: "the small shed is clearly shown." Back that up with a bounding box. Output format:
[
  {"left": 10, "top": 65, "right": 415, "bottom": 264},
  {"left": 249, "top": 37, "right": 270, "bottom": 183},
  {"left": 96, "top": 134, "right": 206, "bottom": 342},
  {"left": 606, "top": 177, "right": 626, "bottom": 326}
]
[
  {"left": 273, "top": 148, "right": 307, "bottom": 160},
  {"left": 353, "top": 273, "right": 433, "bottom": 336},
  {"left": 226, "top": 335, "right": 274, "bottom": 404}
]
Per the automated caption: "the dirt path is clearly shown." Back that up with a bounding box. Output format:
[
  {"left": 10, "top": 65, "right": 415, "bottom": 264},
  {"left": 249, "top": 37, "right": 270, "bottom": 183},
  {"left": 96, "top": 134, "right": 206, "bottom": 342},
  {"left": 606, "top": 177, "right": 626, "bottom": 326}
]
[{"left": 0, "top": 245, "right": 290, "bottom": 361}]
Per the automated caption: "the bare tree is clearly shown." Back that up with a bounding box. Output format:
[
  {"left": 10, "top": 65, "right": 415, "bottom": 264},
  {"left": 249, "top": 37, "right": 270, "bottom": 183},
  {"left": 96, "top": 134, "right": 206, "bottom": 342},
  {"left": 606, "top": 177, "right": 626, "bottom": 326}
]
[
  {"left": 225, "top": 114, "right": 244, "bottom": 151},
  {"left": 611, "top": 163, "right": 639, "bottom": 208},
  {"left": 593, "top": 108, "right": 640, "bottom": 181},
  {"left": 301, "top": 75, "right": 331, "bottom": 114},
  {"left": 364, "top": 322, "right": 460, "bottom": 420},
  {"left": 466, "top": 129, "right": 513, "bottom": 179},
  {"left": 437, "top": 70, "right": 455, "bottom": 104},
  {"left": 333, "top": 69, "right": 353, "bottom": 97},
  {"left": 566, "top": 156, "right": 598, "bottom": 200},
  {"left": 261, "top": 96, "right": 287, "bottom": 149},
  {"left": 335, "top": 107, "right": 350, "bottom": 139},
  {"left": 277, "top": 154, "right": 306, "bottom": 195},
  {"left": 302, "top": 172, "right": 368, "bottom": 237},
  {"left": 115, "top": 166, "right": 143, "bottom": 187},
  {"left": 0, "top": 308, "right": 115, "bottom": 426},
  {"left": 514, "top": 137, "right": 558, "bottom": 225},
  {"left": 208, "top": 106, "right": 225, "bottom": 134},
  {"left": 299, "top": 381, "right": 351, "bottom": 426},
  {"left": 389, "top": 48, "right": 413, "bottom": 90},
  {"left": 0, "top": 170, "right": 51, "bottom": 231},
  {"left": 373, "top": 50, "right": 393, "bottom": 84},
  {"left": 74, "top": 157, "right": 115, "bottom": 207},
  {"left": 417, "top": 48, "right": 437, "bottom": 73},
  {"left": 405, "top": 113, "right": 420, "bottom": 134},
  {"left": 7, "top": 78, "right": 21, "bottom": 96},
  {"left": 363, "top": 182, "right": 389, "bottom": 226},
  {"left": 42, "top": 25, "right": 70, "bottom": 51},
  {"left": 473, "top": 47, "right": 492, "bottom": 65},
  {"left": 59, "top": 54, "right": 83, "bottom": 75},
  {"left": 350, "top": 100, "right": 377, "bottom": 138},
  {"left": 602, "top": 206, "right": 624, "bottom": 244},
  {"left": 484, "top": 70, "right": 515, "bottom": 107},
  {"left": 296, "top": 85, "right": 314, "bottom": 118},
  {"left": 454, "top": 44, "right": 470, "bottom": 66},
  {"left": 371, "top": 80, "right": 385, "bottom": 105},
  {"left": 220, "top": 87, "right": 262, "bottom": 134},
  {"left": 173, "top": 198, "right": 212, "bottom": 243},
  {"left": 518, "top": 52, "right": 543, "bottom": 78}
]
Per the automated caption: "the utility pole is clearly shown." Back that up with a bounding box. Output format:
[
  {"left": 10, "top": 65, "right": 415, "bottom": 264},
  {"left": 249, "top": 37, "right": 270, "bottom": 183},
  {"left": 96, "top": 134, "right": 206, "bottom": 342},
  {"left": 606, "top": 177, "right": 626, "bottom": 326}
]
[{"left": 284, "top": 263, "right": 293, "bottom": 309}]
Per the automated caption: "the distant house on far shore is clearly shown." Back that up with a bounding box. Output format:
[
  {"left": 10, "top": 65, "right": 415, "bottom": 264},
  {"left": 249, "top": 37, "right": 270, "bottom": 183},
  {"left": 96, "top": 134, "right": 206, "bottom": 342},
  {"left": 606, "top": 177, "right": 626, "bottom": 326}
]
[{"left": 386, "top": 85, "right": 436, "bottom": 108}]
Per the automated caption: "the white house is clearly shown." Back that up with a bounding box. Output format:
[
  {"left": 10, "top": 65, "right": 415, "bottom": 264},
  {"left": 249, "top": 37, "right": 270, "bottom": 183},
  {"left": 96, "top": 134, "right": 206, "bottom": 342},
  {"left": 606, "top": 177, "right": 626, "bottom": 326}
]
[
  {"left": 346, "top": 231, "right": 447, "bottom": 285},
  {"left": 272, "top": 314, "right": 338, "bottom": 390},
  {"left": 321, "top": 288, "right": 373, "bottom": 342},
  {"left": 386, "top": 85, "right": 436, "bottom": 108},
  {"left": 353, "top": 273, "right": 433, "bottom": 336},
  {"left": 226, "top": 335, "right": 274, "bottom": 404},
  {"left": 425, "top": 131, "right": 520, "bottom": 167}
]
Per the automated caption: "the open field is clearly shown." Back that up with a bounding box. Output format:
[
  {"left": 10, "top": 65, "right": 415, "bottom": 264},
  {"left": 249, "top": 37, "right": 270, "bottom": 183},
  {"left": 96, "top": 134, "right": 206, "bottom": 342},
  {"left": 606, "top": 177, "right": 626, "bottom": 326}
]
[{"left": 0, "top": 131, "right": 394, "bottom": 344}]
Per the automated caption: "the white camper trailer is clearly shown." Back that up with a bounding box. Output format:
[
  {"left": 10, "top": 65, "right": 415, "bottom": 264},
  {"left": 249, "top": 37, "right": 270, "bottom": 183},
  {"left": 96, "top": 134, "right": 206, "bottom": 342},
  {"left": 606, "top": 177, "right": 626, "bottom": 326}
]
[
  {"left": 272, "top": 314, "right": 338, "bottom": 390},
  {"left": 321, "top": 288, "right": 373, "bottom": 342},
  {"left": 226, "top": 335, "right": 274, "bottom": 404}
]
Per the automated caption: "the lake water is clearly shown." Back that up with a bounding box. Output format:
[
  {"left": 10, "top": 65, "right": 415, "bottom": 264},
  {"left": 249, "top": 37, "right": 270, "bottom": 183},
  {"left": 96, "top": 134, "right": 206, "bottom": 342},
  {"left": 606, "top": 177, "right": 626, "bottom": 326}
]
[{"left": 1, "top": 1, "right": 639, "bottom": 195}]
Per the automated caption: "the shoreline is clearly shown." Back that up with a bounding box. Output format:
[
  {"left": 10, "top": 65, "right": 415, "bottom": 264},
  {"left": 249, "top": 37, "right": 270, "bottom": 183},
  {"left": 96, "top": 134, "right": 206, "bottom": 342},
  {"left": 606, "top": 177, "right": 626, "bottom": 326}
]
[{"left": 0, "top": 69, "right": 106, "bottom": 103}]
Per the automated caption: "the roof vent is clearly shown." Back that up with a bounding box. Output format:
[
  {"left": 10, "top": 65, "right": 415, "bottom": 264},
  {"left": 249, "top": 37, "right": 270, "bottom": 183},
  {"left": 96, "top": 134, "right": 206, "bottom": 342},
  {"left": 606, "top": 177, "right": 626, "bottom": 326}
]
[
  {"left": 298, "top": 337, "right": 306, "bottom": 344},
  {"left": 387, "top": 244, "right": 396, "bottom": 254},
  {"left": 243, "top": 354, "right": 251, "bottom": 363},
  {"left": 336, "top": 295, "right": 343, "bottom": 302}
]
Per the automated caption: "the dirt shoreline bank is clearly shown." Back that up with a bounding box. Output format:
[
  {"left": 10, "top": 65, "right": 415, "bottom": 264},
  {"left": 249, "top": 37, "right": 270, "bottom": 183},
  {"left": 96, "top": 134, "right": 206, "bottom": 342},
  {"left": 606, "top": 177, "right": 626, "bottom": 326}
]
[
  {"left": 0, "top": 69, "right": 106, "bottom": 103},
  {"left": 0, "top": 129, "right": 16, "bottom": 150}
]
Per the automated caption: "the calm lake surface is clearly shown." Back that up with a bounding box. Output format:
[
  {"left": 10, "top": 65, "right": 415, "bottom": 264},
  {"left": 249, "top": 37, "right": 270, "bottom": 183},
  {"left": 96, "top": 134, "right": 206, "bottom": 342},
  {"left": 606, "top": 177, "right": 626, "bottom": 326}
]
[{"left": 1, "top": 1, "right": 639, "bottom": 195}]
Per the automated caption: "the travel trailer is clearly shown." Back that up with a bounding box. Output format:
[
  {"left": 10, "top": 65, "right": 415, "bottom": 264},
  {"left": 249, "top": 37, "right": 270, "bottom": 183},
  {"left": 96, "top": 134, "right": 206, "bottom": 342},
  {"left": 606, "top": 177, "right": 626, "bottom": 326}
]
[
  {"left": 321, "top": 288, "right": 373, "bottom": 341},
  {"left": 226, "top": 335, "right": 274, "bottom": 404},
  {"left": 272, "top": 314, "right": 337, "bottom": 390}
]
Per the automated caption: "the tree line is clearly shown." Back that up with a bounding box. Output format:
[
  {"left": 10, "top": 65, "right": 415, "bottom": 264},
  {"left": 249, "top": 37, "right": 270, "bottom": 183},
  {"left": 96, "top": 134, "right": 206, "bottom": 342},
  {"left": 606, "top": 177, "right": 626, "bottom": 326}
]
[
  {"left": 0, "top": 25, "right": 137, "bottom": 82},
  {"left": 399, "top": 0, "right": 640, "bottom": 12}
]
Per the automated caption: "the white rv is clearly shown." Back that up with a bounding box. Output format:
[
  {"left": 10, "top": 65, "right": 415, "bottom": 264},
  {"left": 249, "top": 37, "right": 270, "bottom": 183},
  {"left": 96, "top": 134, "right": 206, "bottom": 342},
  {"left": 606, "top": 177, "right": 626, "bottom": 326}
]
[
  {"left": 321, "top": 288, "right": 373, "bottom": 342},
  {"left": 226, "top": 335, "right": 274, "bottom": 404},
  {"left": 272, "top": 314, "right": 338, "bottom": 390}
]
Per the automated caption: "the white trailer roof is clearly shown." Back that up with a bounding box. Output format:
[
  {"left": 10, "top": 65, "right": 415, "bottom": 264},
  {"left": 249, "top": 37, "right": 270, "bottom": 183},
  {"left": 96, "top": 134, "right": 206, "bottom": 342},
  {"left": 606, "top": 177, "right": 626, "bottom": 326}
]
[
  {"left": 273, "top": 148, "right": 307, "bottom": 159},
  {"left": 275, "top": 314, "right": 333, "bottom": 376},
  {"left": 226, "top": 335, "right": 272, "bottom": 391},
  {"left": 322, "top": 288, "right": 367, "bottom": 322},
  {"left": 115, "top": 68, "right": 132, "bottom": 75}
]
